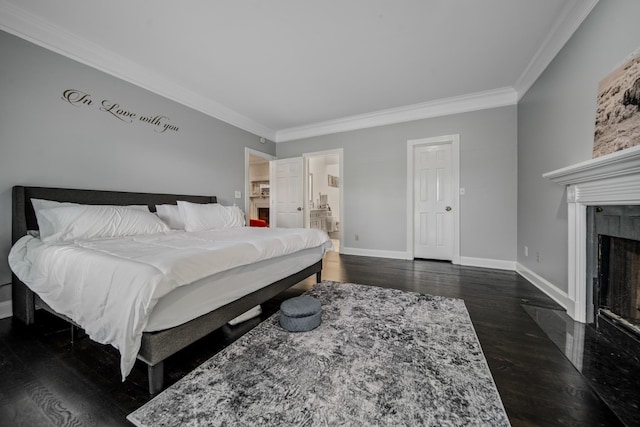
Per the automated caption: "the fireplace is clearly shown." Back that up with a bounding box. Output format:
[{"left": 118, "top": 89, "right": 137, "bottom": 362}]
[
  {"left": 592, "top": 206, "right": 640, "bottom": 341},
  {"left": 593, "top": 231, "right": 640, "bottom": 374},
  {"left": 544, "top": 145, "right": 640, "bottom": 323},
  {"left": 250, "top": 197, "right": 269, "bottom": 226},
  {"left": 543, "top": 146, "right": 640, "bottom": 427},
  {"left": 258, "top": 207, "right": 270, "bottom": 227}
]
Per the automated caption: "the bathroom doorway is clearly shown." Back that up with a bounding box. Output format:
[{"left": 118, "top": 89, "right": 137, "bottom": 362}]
[{"left": 304, "top": 149, "right": 343, "bottom": 252}]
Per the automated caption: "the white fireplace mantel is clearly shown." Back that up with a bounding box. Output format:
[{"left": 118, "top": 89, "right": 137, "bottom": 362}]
[{"left": 543, "top": 145, "right": 640, "bottom": 322}]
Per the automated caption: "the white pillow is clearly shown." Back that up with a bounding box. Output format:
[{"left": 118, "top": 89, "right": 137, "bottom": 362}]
[
  {"left": 39, "top": 204, "right": 169, "bottom": 242},
  {"left": 177, "top": 201, "right": 246, "bottom": 232},
  {"left": 31, "top": 199, "right": 150, "bottom": 240},
  {"left": 225, "top": 205, "right": 246, "bottom": 228},
  {"left": 155, "top": 204, "right": 185, "bottom": 229}
]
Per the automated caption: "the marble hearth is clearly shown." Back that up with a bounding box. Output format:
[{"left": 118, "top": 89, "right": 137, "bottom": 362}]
[{"left": 544, "top": 145, "right": 640, "bottom": 323}]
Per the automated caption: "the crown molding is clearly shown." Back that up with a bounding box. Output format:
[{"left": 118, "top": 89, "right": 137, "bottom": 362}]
[
  {"left": 0, "top": 1, "right": 276, "bottom": 140},
  {"left": 514, "top": 0, "right": 599, "bottom": 100},
  {"left": 275, "top": 87, "right": 518, "bottom": 142}
]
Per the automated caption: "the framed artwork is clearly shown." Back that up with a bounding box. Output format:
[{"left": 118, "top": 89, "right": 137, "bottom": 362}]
[
  {"left": 328, "top": 175, "right": 339, "bottom": 188},
  {"left": 593, "top": 49, "right": 640, "bottom": 157}
]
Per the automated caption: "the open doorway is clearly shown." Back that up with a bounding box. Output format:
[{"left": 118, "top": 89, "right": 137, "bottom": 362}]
[
  {"left": 305, "top": 150, "right": 342, "bottom": 252},
  {"left": 245, "top": 148, "right": 275, "bottom": 226}
]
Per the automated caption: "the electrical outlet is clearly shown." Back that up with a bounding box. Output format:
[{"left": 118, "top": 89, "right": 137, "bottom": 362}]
[
  {"left": 524, "top": 246, "right": 528, "bottom": 257},
  {"left": 234, "top": 191, "right": 241, "bottom": 199},
  {"left": 355, "top": 233, "right": 359, "bottom": 241}
]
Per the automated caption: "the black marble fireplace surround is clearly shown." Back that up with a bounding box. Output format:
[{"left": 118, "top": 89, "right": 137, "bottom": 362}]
[{"left": 523, "top": 304, "right": 638, "bottom": 426}]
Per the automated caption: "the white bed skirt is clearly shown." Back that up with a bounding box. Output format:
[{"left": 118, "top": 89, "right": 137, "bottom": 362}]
[{"left": 145, "top": 246, "right": 324, "bottom": 331}]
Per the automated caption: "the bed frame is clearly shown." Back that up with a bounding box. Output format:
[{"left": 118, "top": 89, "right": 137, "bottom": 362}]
[{"left": 11, "top": 185, "right": 322, "bottom": 394}]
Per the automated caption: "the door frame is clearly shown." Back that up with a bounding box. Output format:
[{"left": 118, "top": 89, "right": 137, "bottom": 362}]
[
  {"left": 303, "top": 148, "right": 344, "bottom": 243},
  {"left": 406, "top": 135, "right": 460, "bottom": 263},
  {"left": 244, "top": 147, "right": 275, "bottom": 222}
]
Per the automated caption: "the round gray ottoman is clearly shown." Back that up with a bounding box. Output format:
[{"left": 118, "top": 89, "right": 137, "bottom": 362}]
[{"left": 279, "top": 296, "right": 322, "bottom": 332}]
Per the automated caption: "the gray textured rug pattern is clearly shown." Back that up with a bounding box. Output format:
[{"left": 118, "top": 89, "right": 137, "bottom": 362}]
[{"left": 128, "top": 282, "right": 510, "bottom": 426}]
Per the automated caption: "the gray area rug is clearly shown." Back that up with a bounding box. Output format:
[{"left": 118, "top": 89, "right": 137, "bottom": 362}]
[{"left": 128, "top": 282, "right": 510, "bottom": 426}]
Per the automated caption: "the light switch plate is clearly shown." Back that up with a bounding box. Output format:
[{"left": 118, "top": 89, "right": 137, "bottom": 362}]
[{"left": 234, "top": 191, "right": 241, "bottom": 199}]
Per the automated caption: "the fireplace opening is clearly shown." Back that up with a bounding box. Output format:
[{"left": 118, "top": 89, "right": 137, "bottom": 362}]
[
  {"left": 597, "top": 234, "right": 640, "bottom": 338},
  {"left": 257, "top": 207, "right": 269, "bottom": 227}
]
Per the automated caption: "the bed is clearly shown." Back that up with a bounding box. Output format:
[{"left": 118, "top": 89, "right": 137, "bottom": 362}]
[{"left": 10, "top": 185, "right": 329, "bottom": 394}]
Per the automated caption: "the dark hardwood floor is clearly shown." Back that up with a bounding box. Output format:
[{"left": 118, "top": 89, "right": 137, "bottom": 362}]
[{"left": 0, "top": 252, "right": 624, "bottom": 426}]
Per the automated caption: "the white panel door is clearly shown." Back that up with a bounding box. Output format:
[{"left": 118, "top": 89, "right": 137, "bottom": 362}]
[
  {"left": 270, "top": 157, "right": 303, "bottom": 228},
  {"left": 413, "top": 144, "right": 453, "bottom": 260}
]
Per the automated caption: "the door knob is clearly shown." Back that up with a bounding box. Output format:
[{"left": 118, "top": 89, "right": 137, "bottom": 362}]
[
  {"left": 445, "top": 206, "right": 452, "bottom": 211},
  {"left": 297, "top": 207, "right": 302, "bottom": 211}
]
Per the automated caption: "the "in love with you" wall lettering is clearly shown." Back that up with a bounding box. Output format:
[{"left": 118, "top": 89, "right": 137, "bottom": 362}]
[{"left": 61, "top": 89, "right": 180, "bottom": 133}]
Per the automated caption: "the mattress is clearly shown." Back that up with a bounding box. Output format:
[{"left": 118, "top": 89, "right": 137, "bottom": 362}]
[{"left": 145, "top": 246, "right": 324, "bottom": 331}]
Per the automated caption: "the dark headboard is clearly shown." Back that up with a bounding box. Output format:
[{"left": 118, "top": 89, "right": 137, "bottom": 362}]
[{"left": 12, "top": 186, "right": 216, "bottom": 244}]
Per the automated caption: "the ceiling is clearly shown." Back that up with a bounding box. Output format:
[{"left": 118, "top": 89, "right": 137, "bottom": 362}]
[{"left": 0, "top": 0, "right": 598, "bottom": 142}]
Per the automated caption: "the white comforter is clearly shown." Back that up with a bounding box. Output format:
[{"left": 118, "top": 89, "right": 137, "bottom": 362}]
[{"left": 9, "top": 227, "right": 332, "bottom": 379}]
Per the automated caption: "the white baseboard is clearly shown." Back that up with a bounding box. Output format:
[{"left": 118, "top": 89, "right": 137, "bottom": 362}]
[
  {"left": 515, "top": 263, "right": 569, "bottom": 310},
  {"left": 340, "top": 246, "right": 411, "bottom": 260},
  {"left": 0, "top": 300, "right": 12, "bottom": 320},
  {"left": 459, "top": 256, "right": 516, "bottom": 271},
  {"left": 335, "top": 250, "right": 569, "bottom": 312},
  {"left": 339, "top": 249, "right": 517, "bottom": 271}
]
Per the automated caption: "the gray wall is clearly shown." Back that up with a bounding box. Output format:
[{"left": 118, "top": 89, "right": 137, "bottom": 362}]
[
  {"left": 277, "top": 106, "right": 518, "bottom": 261},
  {"left": 0, "top": 30, "right": 275, "bottom": 295},
  {"left": 517, "top": 0, "right": 640, "bottom": 293}
]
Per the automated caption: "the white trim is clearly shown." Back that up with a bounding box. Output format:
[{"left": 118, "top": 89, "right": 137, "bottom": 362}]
[
  {"left": 516, "top": 263, "right": 569, "bottom": 310},
  {"left": 543, "top": 144, "right": 640, "bottom": 185},
  {"left": 406, "top": 135, "right": 461, "bottom": 264},
  {"left": 337, "top": 249, "right": 519, "bottom": 272},
  {"left": 0, "top": 1, "right": 276, "bottom": 141},
  {"left": 0, "top": 300, "right": 12, "bottom": 320},
  {"left": 340, "top": 246, "right": 411, "bottom": 260},
  {"left": 277, "top": 88, "right": 516, "bottom": 142},
  {"left": 514, "top": 0, "right": 599, "bottom": 100},
  {"left": 459, "top": 257, "right": 516, "bottom": 272}
]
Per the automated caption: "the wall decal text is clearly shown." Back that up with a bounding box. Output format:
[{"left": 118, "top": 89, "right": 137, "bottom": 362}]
[{"left": 62, "top": 89, "right": 180, "bottom": 133}]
